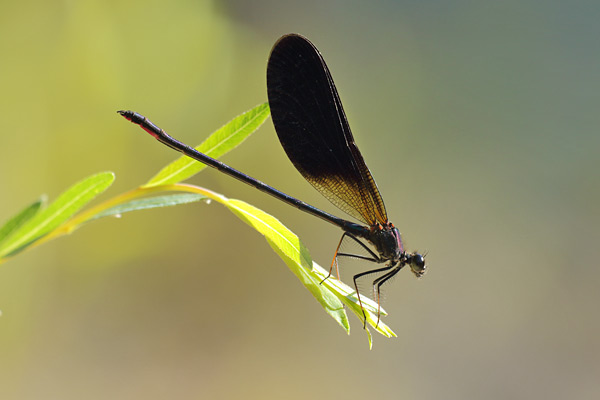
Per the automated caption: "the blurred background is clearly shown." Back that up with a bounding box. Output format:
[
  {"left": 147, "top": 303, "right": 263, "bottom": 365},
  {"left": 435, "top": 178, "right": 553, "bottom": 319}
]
[{"left": 0, "top": 0, "right": 598, "bottom": 399}]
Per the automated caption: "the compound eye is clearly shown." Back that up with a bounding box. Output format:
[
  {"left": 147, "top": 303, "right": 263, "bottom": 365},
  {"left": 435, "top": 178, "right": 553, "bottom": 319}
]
[{"left": 409, "top": 253, "right": 426, "bottom": 277}]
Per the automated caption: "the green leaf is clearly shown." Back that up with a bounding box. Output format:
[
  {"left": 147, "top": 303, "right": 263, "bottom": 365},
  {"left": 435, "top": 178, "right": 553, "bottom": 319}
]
[
  {"left": 0, "top": 172, "right": 115, "bottom": 258},
  {"left": 164, "top": 183, "right": 398, "bottom": 342},
  {"left": 144, "top": 103, "right": 270, "bottom": 187},
  {"left": 0, "top": 197, "right": 44, "bottom": 246},
  {"left": 224, "top": 198, "right": 396, "bottom": 342},
  {"left": 223, "top": 198, "right": 350, "bottom": 332},
  {"left": 92, "top": 193, "right": 208, "bottom": 220},
  {"left": 224, "top": 199, "right": 396, "bottom": 341}
]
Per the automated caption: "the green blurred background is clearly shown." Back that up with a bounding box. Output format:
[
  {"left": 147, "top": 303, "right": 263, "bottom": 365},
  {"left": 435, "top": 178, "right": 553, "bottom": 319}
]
[{"left": 1, "top": 0, "right": 598, "bottom": 399}]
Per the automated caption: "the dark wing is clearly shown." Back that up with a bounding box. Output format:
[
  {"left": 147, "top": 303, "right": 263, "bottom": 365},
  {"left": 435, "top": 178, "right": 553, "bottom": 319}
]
[{"left": 267, "top": 34, "right": 388, "bottom": 226}]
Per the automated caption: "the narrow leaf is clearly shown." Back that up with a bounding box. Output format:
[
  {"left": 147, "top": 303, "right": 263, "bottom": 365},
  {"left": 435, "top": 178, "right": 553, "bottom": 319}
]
[
  {"left": 225, "top": 198, "right": 396, "bottom": 337},
  {"left": 92, "top": 193, "right": 208, "bottom": 220},
  {"left": 0, "top": 197, "right": 44, "bottom": 246},
  {"left": 144, "top": 103, "right": 270, "bottom": 187},
  {"left": 164, "top": 183, "right": 397, "bottom": 340},
  {"left": 0, "top": 172, "right": 115, "bottom": 258},
  {"left": 216, "top": 193, "right": 395, "bottom": 338}
]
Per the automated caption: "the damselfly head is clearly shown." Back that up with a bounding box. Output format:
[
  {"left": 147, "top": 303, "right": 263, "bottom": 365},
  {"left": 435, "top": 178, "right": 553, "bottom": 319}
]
[{"left": 407, "top": 252, "right": 426, "bottom": 278}]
